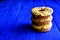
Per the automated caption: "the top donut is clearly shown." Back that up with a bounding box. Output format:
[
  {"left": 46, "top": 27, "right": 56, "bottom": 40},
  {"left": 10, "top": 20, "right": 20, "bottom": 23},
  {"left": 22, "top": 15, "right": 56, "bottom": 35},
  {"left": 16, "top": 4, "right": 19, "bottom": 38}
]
[{"left": 31, "top": 6, "right": 53, "bottom": 16}]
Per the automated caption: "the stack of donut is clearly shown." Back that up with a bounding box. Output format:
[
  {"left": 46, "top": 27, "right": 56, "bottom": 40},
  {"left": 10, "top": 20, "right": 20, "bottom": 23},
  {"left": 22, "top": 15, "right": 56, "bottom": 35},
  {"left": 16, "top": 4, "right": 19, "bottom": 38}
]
[{"left": 31, "top": 6, "right": 53, "bottom": 32}]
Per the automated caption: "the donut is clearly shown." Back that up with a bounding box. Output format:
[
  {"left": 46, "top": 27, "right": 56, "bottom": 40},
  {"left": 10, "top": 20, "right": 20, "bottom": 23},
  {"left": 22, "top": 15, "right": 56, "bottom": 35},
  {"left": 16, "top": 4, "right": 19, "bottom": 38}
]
[
  {"left": 32, "top": 15, "right": 51, "bottom": 19},
  {"left": 31, "top": 6, "right": 53, "bottom": 16},
  {"left": 32, "top": 21, "right": 51, "bottom": 26},
  {"left": 32, "top": 22, "right": 52, "bottom": 32},
  {"left": 32, "top": 15, "right": 53, "bottom": 22}
]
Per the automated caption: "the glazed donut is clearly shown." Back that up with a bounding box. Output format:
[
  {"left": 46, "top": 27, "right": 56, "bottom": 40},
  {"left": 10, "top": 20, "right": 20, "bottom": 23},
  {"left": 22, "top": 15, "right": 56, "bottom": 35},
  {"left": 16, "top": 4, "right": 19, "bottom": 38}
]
[{"left": 31, "top": 6, "right": 53, "bottom": 16}]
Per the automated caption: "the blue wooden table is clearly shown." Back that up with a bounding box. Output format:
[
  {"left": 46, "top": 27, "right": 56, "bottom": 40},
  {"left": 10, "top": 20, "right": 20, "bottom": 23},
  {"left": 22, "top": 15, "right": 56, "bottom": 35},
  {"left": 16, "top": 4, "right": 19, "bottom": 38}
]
[{"left": 0, "top": 0, "right": 60, "bottom": 40}]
